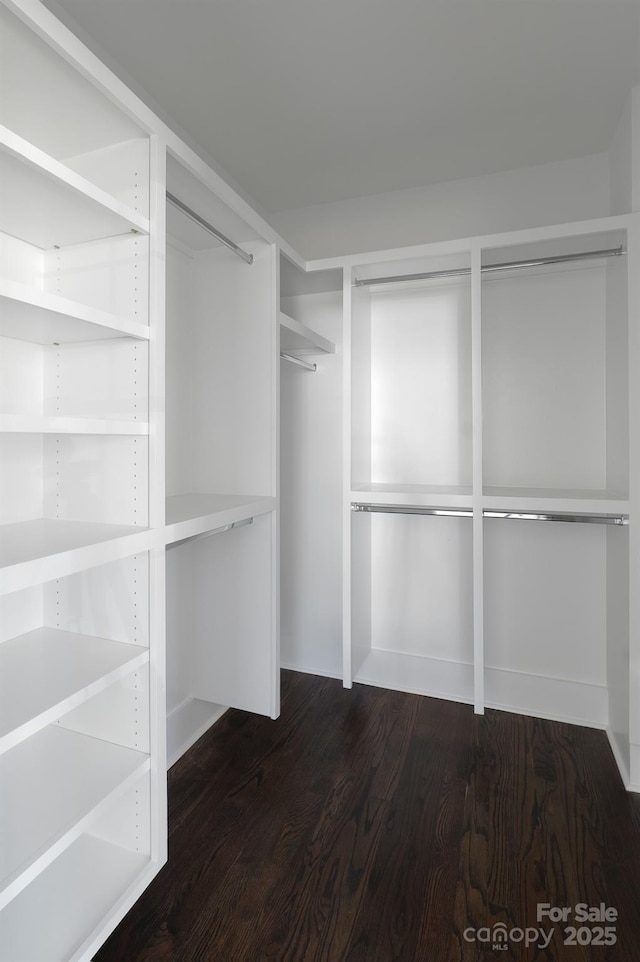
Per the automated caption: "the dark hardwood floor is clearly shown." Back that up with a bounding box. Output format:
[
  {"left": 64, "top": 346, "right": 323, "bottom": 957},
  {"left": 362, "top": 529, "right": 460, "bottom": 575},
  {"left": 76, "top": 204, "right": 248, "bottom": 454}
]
[{"left": 95, "top": 671, "right": 640, "bottom": 961}]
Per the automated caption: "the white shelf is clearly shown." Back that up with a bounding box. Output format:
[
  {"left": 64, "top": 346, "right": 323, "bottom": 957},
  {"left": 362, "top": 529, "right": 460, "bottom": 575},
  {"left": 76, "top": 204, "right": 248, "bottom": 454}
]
[
  {"left": 0, "top": 415, "right": 149, "bottom": 435},
  {"left": 351, "top": 483, "right": 473, "bottom": 509},
  {"left": 165, "top": 492, "right": 276, "bottom": 545},
  {"left": 482, "top": 487, "right": 629, "bottom": 515},
  {"left": 279, "top": 311, "right": 336, "bottom": 356},
  {"left": 0, "top": 628, "right": 148, "bottom": 755},
  {"left": 353, "top": 648, "right": 474, "bottom": 704},
  {"left": 0, "top": 833, "right": 150, "bottom": 962},
  {"left": 0, "top": 126, "right": 149, "bottom": 250},
  {"left": 0, "top": 726, "right": 149, "bottom": 910},
  {"left": 0, "top": 519, "right": 152, "bottom": 595},
  {"left": 0, "top": 280, "right": 150, "bottom": 344}
]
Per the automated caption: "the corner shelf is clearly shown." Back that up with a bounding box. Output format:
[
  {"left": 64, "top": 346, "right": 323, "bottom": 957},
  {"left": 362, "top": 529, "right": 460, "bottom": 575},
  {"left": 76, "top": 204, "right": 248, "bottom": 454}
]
[
  {"left": 0, "top": 281, "right": 150, "bottom": 344},
  {"left": 0, "top": 726, "right": 149, "bottom": 911},
  {"left": 279, "top": 311, "right": 336, "bottom": 357},
  {"left": 0, "top": 629, "right": 149, "bottom": 755},
  {"left": 0, "top": 127, "right": 149, "bottom": 250},
  {"left": 165, "top": 493, "right": 276, "bottom": 545}
]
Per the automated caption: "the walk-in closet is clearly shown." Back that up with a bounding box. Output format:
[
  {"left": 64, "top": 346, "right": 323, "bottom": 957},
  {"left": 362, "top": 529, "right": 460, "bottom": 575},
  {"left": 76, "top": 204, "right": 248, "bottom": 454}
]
[{"left": 2, "top": 0, "right": 640, "bottom": 957}]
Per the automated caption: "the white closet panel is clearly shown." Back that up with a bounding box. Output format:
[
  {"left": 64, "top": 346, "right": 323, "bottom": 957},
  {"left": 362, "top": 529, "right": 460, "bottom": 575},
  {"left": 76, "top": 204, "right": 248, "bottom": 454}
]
[
  {"left": 280, "top": 274, "right": 343, "bottom": 680},
  {"left": 164, "top": 160, "right": 278, "bottom": 766}
]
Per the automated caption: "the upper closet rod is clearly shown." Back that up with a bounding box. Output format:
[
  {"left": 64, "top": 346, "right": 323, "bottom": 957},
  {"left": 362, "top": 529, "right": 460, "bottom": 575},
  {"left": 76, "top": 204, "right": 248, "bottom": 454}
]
[
  {"left": 166, "top": 191, "right": 254, "bottom": 265},
  {"left": 354, "top": 245, "right": 625, "bottom": 287}
]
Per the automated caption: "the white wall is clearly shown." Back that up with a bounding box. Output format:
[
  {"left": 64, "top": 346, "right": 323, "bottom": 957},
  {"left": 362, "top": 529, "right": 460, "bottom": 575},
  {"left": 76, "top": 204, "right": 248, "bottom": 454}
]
[{"left": 272, "top": 154, "right": 610, "bottom": 260}]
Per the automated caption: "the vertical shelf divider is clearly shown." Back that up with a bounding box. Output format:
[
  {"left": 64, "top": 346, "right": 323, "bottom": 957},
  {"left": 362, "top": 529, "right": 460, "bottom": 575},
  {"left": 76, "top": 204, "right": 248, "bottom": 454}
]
[
  {"left": 342, "top": 266, "right": 353, "bottom": 688},
  {"left": 471, "top": 241, "right": 485, "bottom": 715}
]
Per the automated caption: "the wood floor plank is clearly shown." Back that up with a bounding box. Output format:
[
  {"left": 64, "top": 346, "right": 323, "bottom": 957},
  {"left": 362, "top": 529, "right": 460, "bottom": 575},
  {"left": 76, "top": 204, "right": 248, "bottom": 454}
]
[
  {"left": 94, "top": 672, "right": 640, "bottom": 962},
  {"left": 344, "top": 697, "right": 462, "bottom": 962}
]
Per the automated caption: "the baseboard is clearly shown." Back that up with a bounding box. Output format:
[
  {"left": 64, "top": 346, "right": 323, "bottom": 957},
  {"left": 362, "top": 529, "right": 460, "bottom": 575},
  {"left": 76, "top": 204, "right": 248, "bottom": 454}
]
[
  {"left": 606, "top": 727, "right": 632, "bottom": 790},
  {"left": 628, "top": 743, "right": 640, "bottom": 793},
  {"left": 484, "top": 666, "right": 608, "bottom": 729},
  {"left": 353, "top": 649, "right": 474, "bottom": 705},
  {"left": 280, "top": 661, "right": 343, "bottom": 680},
  {"left": 167, "top": 697, "right": 228, "bottom": 769}
]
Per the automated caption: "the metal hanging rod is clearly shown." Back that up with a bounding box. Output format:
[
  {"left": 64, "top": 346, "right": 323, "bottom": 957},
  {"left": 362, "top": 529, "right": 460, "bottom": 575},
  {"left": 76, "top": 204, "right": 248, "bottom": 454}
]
[
  {"left": 351, "top": 504, "right": 628, "bottom": 525},
  {"left": 352, "top": 503, "right": 472, "bottom": 518},
  {"left": 167, "top": 516, "right": 254, "bottom": 549},
  {"left": 354, "top": 245, "right": 625, "bottom": 288},
  {"left": 166, "top": 191, "right": 254, "bottom": 265},
  {"left": 484, "top": 510, "right": 628, "bottom": 526},
  {"left": 280, "top": 352, "right": 317, "bottom": 372}
]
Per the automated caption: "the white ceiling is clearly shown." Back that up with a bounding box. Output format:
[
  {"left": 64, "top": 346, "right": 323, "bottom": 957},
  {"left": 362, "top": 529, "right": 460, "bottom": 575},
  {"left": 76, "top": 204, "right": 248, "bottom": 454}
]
[{"left": 44, "top": 0, "right": 639, "bottom": 214}]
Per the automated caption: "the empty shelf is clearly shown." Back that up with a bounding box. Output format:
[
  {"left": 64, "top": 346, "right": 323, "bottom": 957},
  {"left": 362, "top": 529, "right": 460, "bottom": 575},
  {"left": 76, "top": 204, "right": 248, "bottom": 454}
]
[
  {"left": 279, "top": 311, "right": 336, "bottom": 356},
  {"left": 165, "top": 493, "right": 276, "bottom": 544},
  {"left": 0, "top": 127, "right": 148, "bottom": 250},
  {"left": 0, "top": 519, "right": 152, "bottom": 594},
  {"left": 0, "top": 726, "right": 149, "bottom": 910},
  {"left": 350, "top": 483, "right": 474, "bottom": 508},
  {"left": 0, "top": 281, "right": 150, "bottom": 344},
  {"left": 0, "top": 415, "right": 149, "bottom": 435},
  {"left": 0, "top": 833, "right": 150, "bottom": 962},
  {"left": 0, "top": 629, "right": 148, "bottom": 754},
  {"left": 482, "top": 486, "right": 630, "bottom": 514}
]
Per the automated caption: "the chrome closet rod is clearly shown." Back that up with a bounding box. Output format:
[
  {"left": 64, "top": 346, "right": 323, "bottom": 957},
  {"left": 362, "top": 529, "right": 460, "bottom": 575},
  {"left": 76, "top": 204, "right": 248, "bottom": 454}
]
[
  {"left": 167, "top": 516, "right": 254, "bottom": 549},
  {"left": 166, "top": 191, "right": 254, "bottom": 265},
  {"left": 351, "top": 504, "right": 629, "bottom": 525},
  {"left": 354, "top": 245, "right": 625, "bottom": 287},
  {"left": 280, "top": 352, "right": 317, "bottom": 372},
  {"left": 484, "top": 510, "right": 628, "bottom": 526},
  {"left": 352, "top": 503, "right": 472, "bottom": 518}
]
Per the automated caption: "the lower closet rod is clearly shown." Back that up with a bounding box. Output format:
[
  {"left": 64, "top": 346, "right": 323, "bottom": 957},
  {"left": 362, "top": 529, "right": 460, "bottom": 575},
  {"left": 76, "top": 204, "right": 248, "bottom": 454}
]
[
  {"left": 280, "top": 352, "right": 317, "bottom": 372},
  {"left": 484, "top": 511, "right": 628, "bottom": 526},
  {"left": 352, "top": 503, "right": 472, "bottom": 518},
  {"left": 168, "top": 516, "right": 254, "bottom": 549},
  {"left": 351, "top": 504, "right": 629, "bottom": 525}
]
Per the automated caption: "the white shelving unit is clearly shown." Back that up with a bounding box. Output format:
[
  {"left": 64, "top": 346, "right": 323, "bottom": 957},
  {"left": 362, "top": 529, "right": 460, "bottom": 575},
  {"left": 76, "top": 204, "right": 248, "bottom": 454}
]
[
  {"left": 164, "top": 154, "right": 278, "bottom": 767},
  {"left": 345, "top": 248, "right": 474, "bottom": 699},
  {"left": 0, "top": 2, "right": 166, "bottom": 959},
  {"left": 341, "top": 215, "right": 640, "bottom": 790},
  {"left": 480, "top": 226, "right": 633, "bottom": 735}
]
